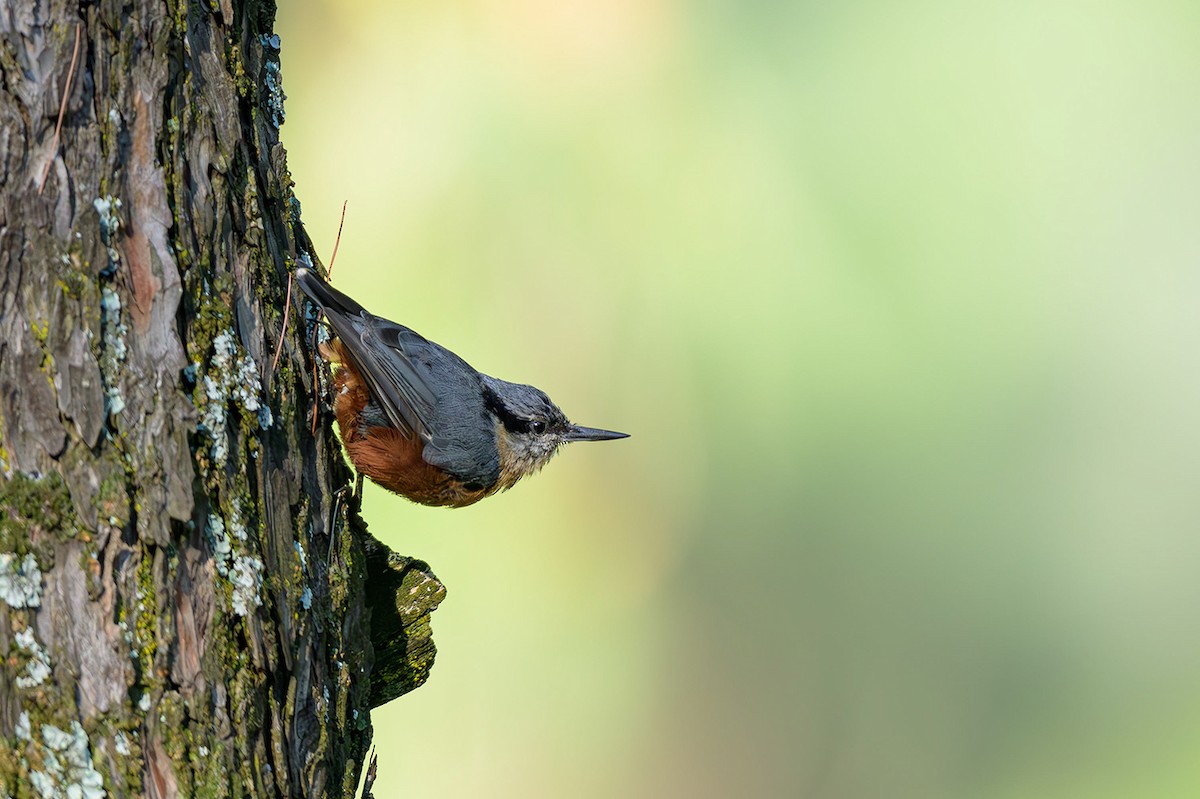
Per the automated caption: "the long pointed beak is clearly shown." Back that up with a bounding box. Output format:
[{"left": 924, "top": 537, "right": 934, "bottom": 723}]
[{"left": 564, "top": 425, "right": 629, "bottom": 442}]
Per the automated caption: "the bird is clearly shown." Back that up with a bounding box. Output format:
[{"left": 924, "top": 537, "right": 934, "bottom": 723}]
[{"left": 294, "top": 266, "right": 628, "bottom": 507}]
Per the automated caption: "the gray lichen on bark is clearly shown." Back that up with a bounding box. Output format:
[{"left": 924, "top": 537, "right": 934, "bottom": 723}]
[{"left": 0, "top": 0, "right": 443, "bottom": 796}]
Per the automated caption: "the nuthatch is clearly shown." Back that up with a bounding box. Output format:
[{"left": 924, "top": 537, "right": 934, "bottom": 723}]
[{"left": 295, "top": 267, "right": 628, "bottom": 507}]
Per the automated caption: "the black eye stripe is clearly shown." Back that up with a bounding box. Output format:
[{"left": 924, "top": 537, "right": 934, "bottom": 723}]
[
  {"left": 481, "top": 382, "right": 560, "bottom": 435},
  {"left": 484, "top": 393, "right": 537, "bottom": 434}
]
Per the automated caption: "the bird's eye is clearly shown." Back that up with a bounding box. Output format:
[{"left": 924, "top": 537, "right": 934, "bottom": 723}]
[{"left": 529, "top": 420, "right": 547, "bottom": 435}]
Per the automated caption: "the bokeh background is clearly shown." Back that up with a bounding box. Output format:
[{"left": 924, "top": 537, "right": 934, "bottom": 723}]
[{"left": 278, "top": 2, "right": 1200, "bottom": 797}]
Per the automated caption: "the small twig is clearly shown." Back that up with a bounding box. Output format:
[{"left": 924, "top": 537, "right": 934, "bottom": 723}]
[
  {"left": 38, "top": 24, "right": 82, "bottom": 195},
  {"left": 310, "top": 335, "right": 321, "bottom": 435},
  {"left": 310, "top": 201, "right": 348, "bottom": 432},
  {"left": 327, "top": 200, "right": 347, "bottom": 279},
  {"left": 270, "top": 269, "right": 294, "bottom": 374},
  {"left": 275, "top": 202, "right": 348, "bottom": 380}
]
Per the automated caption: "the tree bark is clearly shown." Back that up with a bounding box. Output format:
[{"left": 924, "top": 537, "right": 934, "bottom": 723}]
[{"left": 0, "top": 1, "right": 442, "bottom": 796}]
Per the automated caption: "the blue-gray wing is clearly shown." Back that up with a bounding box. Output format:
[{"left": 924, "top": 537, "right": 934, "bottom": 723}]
[
  {"left": 350, "top": 321, "right": 438, "bottom": 439},
  {"left": 367, "top": 323, "right": 501, "bottom": 489}
]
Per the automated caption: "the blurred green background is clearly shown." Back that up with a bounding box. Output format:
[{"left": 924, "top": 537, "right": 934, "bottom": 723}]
[{"left": 278, "top": 2, "right": 1200, "bottom": 797}]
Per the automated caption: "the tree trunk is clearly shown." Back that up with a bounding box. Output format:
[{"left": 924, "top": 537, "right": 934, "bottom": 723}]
[{"left": 0, "top": 1, "right": 442, "bottom": 796}]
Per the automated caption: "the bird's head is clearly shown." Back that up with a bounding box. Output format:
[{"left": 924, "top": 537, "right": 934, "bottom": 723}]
[{"left": 482, "top": 376, "right": 628, "bottom": 484}]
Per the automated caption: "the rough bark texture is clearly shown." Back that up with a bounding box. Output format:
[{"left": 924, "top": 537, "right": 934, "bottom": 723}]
[{"left": 0, "top": 0, "right": 443, "bottom": 796}]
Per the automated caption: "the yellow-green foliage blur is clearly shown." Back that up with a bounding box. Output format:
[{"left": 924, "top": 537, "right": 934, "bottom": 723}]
[{"left": 279, "top": 2, "right": 1200, "bottom": 797}]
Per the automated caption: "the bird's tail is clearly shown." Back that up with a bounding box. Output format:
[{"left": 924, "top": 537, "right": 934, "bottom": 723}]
[{"left": 294, "top": 265, "right": 368, "bottom": 321}]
